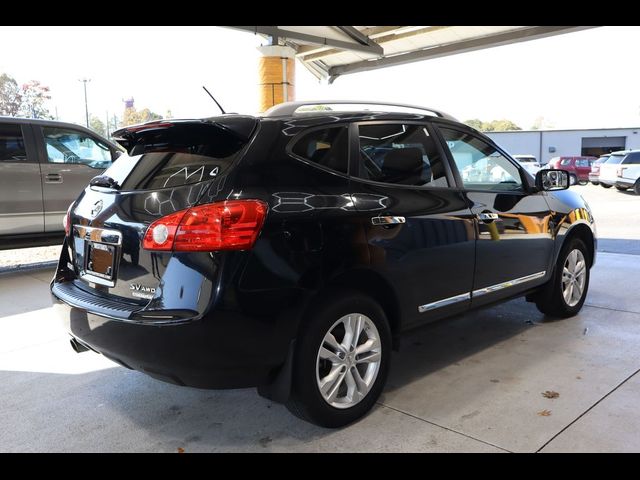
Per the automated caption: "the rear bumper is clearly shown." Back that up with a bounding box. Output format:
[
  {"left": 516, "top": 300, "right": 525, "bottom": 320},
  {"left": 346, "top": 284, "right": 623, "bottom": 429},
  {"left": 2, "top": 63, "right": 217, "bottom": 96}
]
[
  {"left": 599, "top": 178, "right": 616, "bottom": 186},
  {"left": 588, "top": 174, "right": 599, "bottom": 183},
  {"left": 616, "top": 179, "right": 634, "bottom": 188},
  {"left": 51, "top": 281, "right": 292, "bottom": 389}
]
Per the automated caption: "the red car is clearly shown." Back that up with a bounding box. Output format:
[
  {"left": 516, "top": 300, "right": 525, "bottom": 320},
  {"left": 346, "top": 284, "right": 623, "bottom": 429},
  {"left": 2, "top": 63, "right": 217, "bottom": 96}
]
[{"left": 547, "top": 156, "right": 597, "bottom": 185}]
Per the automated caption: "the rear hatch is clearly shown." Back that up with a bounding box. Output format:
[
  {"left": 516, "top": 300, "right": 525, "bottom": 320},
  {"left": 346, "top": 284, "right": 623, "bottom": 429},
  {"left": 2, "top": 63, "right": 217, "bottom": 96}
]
[
  {"left": 60, "top": 117, "right": 258, "bottom": 319},
  {"left": 599, "top": 154, "right": 625, "bottom": 181}
]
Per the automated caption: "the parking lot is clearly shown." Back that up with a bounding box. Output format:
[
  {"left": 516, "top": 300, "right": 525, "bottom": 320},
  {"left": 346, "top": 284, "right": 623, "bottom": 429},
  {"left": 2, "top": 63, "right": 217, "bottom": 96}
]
[{"left": 0, "top": 184, "right": 638, "bottom": 452}]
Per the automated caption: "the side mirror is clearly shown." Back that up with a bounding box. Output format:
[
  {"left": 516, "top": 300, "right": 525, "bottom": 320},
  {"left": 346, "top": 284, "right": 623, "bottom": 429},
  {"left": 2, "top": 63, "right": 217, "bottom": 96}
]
[{"left": 536, "top": 169, "right": 569, "bottom": 191}]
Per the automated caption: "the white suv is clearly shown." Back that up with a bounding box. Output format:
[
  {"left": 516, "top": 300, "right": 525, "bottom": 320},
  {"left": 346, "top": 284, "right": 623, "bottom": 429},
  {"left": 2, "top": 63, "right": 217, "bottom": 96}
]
[{"left": 599, "top": 150, "right": 640, "bottom": 193}]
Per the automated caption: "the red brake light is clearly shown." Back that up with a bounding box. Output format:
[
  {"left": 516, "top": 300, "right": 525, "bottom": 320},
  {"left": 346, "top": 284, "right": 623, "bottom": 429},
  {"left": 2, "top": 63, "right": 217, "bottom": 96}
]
[
  {"left": 143, "top": 200, "right": 268, "bottom": 252},
  {"left": 63, "top": 203, "right": 74, "bottom": 236}
]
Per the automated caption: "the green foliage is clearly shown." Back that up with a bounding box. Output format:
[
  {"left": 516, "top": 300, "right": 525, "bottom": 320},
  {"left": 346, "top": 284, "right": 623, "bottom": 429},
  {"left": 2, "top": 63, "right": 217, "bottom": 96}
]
[
  {"left": 89, "top": 115, "right": 106, "bottom": 136},
  {"left": 464, "top": 118, "right": 522, "bottom": 132},
  {"left": 0, "top": 73, "right": 22, "bottom": 116}
]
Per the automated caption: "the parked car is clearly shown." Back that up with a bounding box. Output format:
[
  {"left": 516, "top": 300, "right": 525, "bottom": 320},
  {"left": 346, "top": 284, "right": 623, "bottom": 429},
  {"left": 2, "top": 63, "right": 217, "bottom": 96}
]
[
  {"left": 547, "top": 156, "right": 597, "bottom": 185},
  {"left": 598, "top": 150, "right": 640, "bottom": 191},
  {"left": 513, "top": 154, "right": 541, "bottom": 176},
  {"left": 588, "top": 155, "right": 610, "bottom": 185},
  {"left": 0, "top": 117, "right": 123, "bottom": 249},
  {"left": 51, "top": 101, "right": 596, "bottom": 427}
]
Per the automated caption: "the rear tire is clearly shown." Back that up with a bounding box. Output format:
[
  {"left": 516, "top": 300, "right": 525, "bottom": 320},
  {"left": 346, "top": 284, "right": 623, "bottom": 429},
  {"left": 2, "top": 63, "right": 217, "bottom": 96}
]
[
  {"left": 616, "top": 185, "right": 628, "bottom": 191},
  {"left": 535, "top": 238, "right": 590, "bottom": 318},
  {"left": 578, "top": 179, "right": 588, "bottom": 186},
  {"left": 601, "top": 183, "right": 612, "bottom": 189},
  {"left": 591, "top": 181, "right": 599, "bottom": 186},
  {"left": 286, "top": 291, "right": 391, "bottom": 428},
  {"left": 569, "top": 174, "right": 578, "bottom": 186},
  {"left": 634, "top": 180, "right": 640, "bottom": 195}
]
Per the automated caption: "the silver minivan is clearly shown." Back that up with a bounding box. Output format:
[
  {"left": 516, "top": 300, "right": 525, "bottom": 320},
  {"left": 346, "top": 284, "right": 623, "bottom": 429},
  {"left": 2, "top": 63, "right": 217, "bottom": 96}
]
[{"left": 0, "top": 117, "right": 123, "bottom": 249}]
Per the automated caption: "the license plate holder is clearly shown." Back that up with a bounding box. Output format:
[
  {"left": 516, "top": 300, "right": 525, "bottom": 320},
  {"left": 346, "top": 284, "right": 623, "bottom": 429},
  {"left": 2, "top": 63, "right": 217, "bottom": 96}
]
[{"left": 85, "top": 242, "right": 116, "bottom": 281}]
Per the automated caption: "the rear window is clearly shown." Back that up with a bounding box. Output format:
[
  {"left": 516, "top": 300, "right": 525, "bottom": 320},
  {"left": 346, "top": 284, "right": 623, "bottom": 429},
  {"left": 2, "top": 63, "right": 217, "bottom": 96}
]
[
  {"left": 606, "top": 155, "right": 625, "bottom": 165},
  {"left": 104, "top": 122, "right": 253, "bottom": 191}
]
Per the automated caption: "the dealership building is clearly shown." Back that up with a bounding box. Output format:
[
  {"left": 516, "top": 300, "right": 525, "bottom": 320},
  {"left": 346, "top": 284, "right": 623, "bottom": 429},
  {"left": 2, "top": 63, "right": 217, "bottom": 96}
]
[{"left": 486, "top": 127, "right": 640, "bottom": 164}]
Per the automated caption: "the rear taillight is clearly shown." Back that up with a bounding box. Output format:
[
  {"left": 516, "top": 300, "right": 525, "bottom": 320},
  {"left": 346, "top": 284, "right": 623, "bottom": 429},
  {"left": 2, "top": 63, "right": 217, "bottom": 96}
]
[
  {"left": 143, "top": 200, "right": 268, "bottom": 252},
  {"left": 592, "top": 165, "right": 600, "bottom": 173},
  {"left": 617, "top": 167, "right": 626, "bottom": 177},
  {"left": 63, "top": 203, "right": 74, "bottom": 236}
]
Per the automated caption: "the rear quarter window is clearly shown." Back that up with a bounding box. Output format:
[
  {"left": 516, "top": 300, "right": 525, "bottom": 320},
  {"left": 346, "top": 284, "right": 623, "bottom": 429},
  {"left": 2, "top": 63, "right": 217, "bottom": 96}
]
[{"left": 289, "top": 126, "right": 349, "bottom": 174}]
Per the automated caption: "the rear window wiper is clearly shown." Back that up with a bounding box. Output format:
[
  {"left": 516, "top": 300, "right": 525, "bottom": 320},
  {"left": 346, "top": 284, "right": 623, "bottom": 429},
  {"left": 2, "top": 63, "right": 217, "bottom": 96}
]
[{"left": 90, "top": 175, "right": 121, "bottom": 190}]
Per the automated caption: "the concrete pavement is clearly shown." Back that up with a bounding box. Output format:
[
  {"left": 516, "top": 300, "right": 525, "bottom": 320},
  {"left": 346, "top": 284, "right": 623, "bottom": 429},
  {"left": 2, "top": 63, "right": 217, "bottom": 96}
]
[{"left": 0, "top": 246, "right": 638, "bottom": 452}]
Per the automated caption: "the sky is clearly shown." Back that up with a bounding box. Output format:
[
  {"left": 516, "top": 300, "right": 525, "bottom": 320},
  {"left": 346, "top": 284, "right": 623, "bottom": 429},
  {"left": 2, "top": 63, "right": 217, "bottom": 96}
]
[{"left": 1, "top": 25, "right": 639, "bottom": 131}]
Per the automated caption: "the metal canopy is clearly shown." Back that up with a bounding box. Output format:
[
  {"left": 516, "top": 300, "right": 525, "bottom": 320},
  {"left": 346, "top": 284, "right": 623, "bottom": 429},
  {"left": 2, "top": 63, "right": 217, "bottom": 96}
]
[{"left": 228, "top": 26, "right": 599, "bottom": 83}]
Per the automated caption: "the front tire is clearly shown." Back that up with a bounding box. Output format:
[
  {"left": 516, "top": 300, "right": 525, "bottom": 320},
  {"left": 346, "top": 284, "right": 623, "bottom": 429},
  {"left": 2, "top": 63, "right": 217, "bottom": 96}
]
[
  {"left": 286, "top": 291, "right": 391, "bottom": 428},
  {"left": 535, "top": 238, "right": 590, "bottom": 318},
  {"left": 601, "top": 183, "right": 612, "bottom": 188},
  {"left": 616, "top": 185, "right": 628, "bottom": 191}
]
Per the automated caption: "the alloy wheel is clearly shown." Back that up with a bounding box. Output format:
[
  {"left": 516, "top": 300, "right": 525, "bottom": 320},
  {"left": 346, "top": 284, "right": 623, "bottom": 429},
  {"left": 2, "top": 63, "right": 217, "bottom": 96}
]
[
  {"left": 316, "top": 313, "right": 382, "bottom": 409},
  {"left": 562, "top": 249, "right": 587, "bottom": 307}
]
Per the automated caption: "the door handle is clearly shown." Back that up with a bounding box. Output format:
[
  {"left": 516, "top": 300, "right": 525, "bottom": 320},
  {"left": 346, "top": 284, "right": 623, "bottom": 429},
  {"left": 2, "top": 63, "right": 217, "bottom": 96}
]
[
  {"left": 45, "top": 173, "right": 63, "bottom": 183},
  {"left": 371, "top": 215, "right": 406, "bottom": 226},
  {"left": 477, "top": 212, "right": 499, "bottom": 223}
]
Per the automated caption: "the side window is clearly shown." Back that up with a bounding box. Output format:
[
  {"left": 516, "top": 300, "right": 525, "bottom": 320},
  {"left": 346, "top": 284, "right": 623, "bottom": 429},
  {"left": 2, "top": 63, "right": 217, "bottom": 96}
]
[
  {"left": 290, "top": 126, "right": 349, "bottom": 174},
  {"left": 576, "top": 158, "right": 590, "bottom": 167},
  {"left": 439, "top": 127, "right": 523, "bottom": 192},
  {"left": 0, "top": 124, "right": 27, "bottom": 162},
  {"left": 625, "top": 153, "right": 640, "bottom": 165},
  {"left": 356, "top": 123, "right": 448, "bottom": 187},
  {"left": 42, "top": 127, "right": 112, "bottom": 169}
]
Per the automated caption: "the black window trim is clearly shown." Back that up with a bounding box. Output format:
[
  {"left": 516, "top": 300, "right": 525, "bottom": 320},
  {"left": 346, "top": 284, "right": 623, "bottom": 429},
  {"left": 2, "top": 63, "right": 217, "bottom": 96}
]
[
  {"left": 432, "top": 121, "right": 535, "bottom": 194},
  {"left": 285, "top": 123, "right": 352, "bottom": 179},
  {"left": 349, "top": 119, "right": 457, "bottom": 190},
  {"left": 0, "top": 122, "right": 33, "bottom": 164}
]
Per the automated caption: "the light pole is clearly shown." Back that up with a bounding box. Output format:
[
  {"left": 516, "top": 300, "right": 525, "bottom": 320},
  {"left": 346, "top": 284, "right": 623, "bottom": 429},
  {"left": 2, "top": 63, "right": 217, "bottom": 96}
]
[{"left": 78, "top": 78, "right": 91, "bottom": 127}]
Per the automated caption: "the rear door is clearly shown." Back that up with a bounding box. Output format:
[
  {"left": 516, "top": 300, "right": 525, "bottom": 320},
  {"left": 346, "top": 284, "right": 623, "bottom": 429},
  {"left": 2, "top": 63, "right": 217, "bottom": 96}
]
[
  {"left": 34, "top": 125, "right": 113, "bottom": 232},
  {"left": 436, "top": 124, "right": 553, "bottom": 306},
  {"left": 575, "top": 157, "right": 592, "bottom": 180},
  {"left": 348, "top": 121, "right": 476, "bottom": 328},
  {"left": 0, "top": 122, "right": 43, "bottom": 235}
]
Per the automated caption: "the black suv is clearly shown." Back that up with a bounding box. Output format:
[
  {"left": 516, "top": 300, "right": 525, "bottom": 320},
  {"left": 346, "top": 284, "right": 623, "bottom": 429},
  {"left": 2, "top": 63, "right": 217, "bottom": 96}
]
[{"left": 51, "top": 101, "right": 596, "bottom": 427}]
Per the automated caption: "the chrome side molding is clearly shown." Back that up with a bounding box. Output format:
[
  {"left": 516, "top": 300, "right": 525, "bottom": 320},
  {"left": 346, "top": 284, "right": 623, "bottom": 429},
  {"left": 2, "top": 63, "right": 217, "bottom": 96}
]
[
  {"left": 472, "top": 271, "right": 546, "bottom": 297},
  {"left": 418, "top": 271, "right": 546, "bottom": 313}
]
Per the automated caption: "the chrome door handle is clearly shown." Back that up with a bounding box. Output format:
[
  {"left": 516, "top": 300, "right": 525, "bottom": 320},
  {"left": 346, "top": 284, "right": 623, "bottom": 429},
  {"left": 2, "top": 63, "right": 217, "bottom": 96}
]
[
  {"left": 477, "top": 212, "right": 499, "bottom": 223},
  {"left": 371, "top": 216, "right": 406, "bottom": 226},
  {"left": 45, "top": 173, "right": 63, "bottom": 183}
]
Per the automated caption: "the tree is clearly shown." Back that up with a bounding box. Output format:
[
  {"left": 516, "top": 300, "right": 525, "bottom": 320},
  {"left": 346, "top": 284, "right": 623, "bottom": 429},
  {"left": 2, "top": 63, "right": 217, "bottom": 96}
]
[
  {"left": 463, "top": 118, "right": 522, "bottom": 132},
  {"left": 0, "top": 73, "right": 22, "bottom": 116},
  {"left": 19, "top": 80, "right": 53, "bottom": 119},
  {"left": 89, "top": 115, "right": 106, "bottom": 136},
  {"left": 121, "top": 106, "right": 163, "bottom": 126},
  {"left": 464, "top": 118, "right": 483, "bottom": 130}
]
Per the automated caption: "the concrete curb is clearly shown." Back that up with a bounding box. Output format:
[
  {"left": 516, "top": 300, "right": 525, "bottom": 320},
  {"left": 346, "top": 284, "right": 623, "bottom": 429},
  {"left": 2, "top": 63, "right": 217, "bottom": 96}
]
[{"left": 0, "top": 260, "right": 58, "bottom": 276}]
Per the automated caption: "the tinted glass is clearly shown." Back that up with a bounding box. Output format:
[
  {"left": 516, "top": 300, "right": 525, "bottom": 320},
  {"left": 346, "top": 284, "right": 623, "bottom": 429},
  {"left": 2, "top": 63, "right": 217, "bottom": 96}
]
[
  {"left": 623, "top": 152, "right": 640, "bottom": 164},
  {"left": 560, "top": 158, "right": 573, "bottom": 166},
  {"left": 101, "top": 123, "right": 247, "bottom": 191},
  {"left": 439, "top": 127, "right": 523, "bottom": 191},
  {"left": 291, "top": 126, "right": 349, "bottom": 174},
  {"left": 0, "top": 124, "right": 26, "bottom": 162},
  {"left": 576, "top": 158, "right": 590, "bottom": 167},
  {"left": 356, "top": 123, "right": 448, "bottom": 187},
  {"left": 43, "top": 127, "right": 111, "bottom": 169}
]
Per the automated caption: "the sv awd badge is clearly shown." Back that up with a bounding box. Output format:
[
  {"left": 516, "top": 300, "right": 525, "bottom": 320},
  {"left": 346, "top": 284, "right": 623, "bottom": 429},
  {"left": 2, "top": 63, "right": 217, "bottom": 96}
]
[{"left": 130, "top": 283, "right": 156, "bottom": 299}]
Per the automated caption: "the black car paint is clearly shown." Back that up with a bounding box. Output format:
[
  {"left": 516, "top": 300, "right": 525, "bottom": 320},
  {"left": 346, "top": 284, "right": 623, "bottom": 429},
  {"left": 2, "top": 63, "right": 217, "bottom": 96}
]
[{"left": 51, "top": 112, "right": 596, "bottom": 391}]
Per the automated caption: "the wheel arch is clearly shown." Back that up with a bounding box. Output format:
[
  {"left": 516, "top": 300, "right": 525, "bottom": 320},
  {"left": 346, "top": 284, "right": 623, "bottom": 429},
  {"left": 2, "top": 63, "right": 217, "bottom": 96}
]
[{"left": 560, "top": 222, "right": 596, "bottom": 267}]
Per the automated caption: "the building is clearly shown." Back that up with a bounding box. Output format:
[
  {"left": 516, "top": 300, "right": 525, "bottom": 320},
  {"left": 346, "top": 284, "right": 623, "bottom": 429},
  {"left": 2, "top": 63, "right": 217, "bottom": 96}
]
[{"left": 486, "top": 127, "right": 640, "bottom": 164}]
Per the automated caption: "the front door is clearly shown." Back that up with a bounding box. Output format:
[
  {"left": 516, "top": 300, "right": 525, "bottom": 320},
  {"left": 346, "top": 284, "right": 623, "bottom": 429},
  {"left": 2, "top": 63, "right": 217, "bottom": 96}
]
[
  {"left": 35, "top": 126, "right": 113, "bottom": 232},
  {"left": 349, "top": 121, "right": 476, "bottom": 329},
  {"left": 0, "top": 123, "right": 43, "bottom": 235},
  {"left": 436, "top": 125, "right": 553, "bottom": 306}
]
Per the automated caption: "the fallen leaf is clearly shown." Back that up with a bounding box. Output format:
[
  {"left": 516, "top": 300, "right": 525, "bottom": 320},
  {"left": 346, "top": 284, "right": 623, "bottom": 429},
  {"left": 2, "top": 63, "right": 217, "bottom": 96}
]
[
  {"left": 542, "top": 390, "right": 559, "bottom": 399},
  {"left": 177, "top": 447, "right": 185, "bottom": 454},
  {"left": 537, "top": 409, "right": 552, "bottom": 416},
  {"left": 576, "top": 376, "right": 582, "bottom": 380},
  {"left": 490, "top": 379, "right": 500, "bottom": 383}
]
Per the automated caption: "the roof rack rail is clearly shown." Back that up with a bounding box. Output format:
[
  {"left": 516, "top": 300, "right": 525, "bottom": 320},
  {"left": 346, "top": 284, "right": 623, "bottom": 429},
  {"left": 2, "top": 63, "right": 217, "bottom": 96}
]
[{"left": 263, "top": 100, "right": 458, "bottom": 121}]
